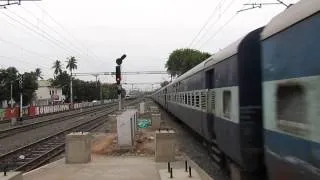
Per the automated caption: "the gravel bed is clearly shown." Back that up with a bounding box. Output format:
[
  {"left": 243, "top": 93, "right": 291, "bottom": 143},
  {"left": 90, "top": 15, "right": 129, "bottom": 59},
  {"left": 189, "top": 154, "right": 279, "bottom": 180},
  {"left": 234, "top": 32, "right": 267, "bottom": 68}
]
[
  {"left": 0, "top": 108, "right": 111, "bottom": 156},
  {"left": 154, "top": 102, "right": 229, "bottom": 180}
]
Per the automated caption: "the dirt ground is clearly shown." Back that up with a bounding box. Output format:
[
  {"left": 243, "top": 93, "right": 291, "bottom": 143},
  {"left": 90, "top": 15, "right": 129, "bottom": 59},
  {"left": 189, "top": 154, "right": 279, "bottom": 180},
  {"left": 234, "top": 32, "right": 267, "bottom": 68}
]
[
  {"left": 91, "top": 110, "right": 157, "bottom": 157},
  {"left": 90, "top": 104, "right": 184, "bottom": 158}
]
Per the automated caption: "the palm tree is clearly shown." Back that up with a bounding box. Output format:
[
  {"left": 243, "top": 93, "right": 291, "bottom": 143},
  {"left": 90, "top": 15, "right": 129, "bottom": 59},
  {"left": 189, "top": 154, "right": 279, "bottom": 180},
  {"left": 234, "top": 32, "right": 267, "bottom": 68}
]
[
  {"left": 52, "top": 60, "right": 62, "bottom": 76},
  {"left": 66, "top": 56, "right": 78, "bottom": 74},
  {"left": 35, "top": 68, "right": 43, "bottom": 80},
  {"left": 66, "top": 56, "right": 78, "bottom": 104}
]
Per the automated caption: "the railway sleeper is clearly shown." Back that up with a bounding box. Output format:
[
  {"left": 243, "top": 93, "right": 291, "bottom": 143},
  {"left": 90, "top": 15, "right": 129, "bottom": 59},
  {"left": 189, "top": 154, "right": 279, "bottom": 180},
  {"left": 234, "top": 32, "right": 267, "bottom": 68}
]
[
  {"left": 44, "top": 143, "right": 63, "bottom": 146},
  {"left": 209, "top": 153, "right": 222, "bottom": 164},
  {"left": 211, "top": 144, "right": 222, "bottom": 155},
  {"left": 33, "top": 149, "right": 52, "bottom": 152}
]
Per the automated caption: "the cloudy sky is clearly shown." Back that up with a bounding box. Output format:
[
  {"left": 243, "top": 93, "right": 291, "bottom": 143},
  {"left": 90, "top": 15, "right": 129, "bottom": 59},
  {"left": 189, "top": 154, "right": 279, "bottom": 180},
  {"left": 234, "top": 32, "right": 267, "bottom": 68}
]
[{"left": 0, "top": 0, "right": 298, "bottom": 91}]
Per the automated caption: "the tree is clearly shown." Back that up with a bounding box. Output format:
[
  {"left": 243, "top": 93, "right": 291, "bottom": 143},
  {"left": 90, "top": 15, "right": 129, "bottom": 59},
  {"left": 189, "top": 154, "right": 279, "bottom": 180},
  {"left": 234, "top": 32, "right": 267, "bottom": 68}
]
[
  {"left": 22, "top": 71, "right": 38, "bottom": 105},
  {"left": 35, "top": 68, "right": 43, "bottom": 80},
  {"left": 165, "top": 48, "right": 211, "bottom": 77},
  {"left": 66, "top": 56, "right": 78, "bottom": 75},
  {"left": 51, "top": 70, "right": 70, "bottom": 100},
  {"left": 0, "top": 67, "right": 38, "bottom": 106},
  {"left": 66, "top": 56, "right": 78, "bottom": 104},
  {"left": 0, "top": 67, "right": 19, "bottom": 105},
  {"left": 52, "top": 60, "right": 63, "bottom": 76},
  {"left": 160, "top": 81, "right": 169, "bottom": 87}
]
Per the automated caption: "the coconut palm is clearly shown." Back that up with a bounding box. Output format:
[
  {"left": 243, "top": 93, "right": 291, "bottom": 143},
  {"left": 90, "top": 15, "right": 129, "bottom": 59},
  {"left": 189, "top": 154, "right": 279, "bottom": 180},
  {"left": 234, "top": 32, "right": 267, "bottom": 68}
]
[
  {"left": 66, "top": 56, "right": 78, "bottom": 75},
  {"left": 35, "top": 68, "right": 43, "bottom": 79},
  {"left": 66, "top": 56, "right": 77, "bottom": 104},
  {"left": 52, "top": 60, "right": 62, "bottom": 76}
]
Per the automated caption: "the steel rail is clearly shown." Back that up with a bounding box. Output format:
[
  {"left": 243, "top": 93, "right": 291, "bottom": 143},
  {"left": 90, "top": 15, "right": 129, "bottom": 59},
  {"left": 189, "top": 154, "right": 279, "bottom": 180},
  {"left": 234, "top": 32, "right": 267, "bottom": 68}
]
[{"left": 0, "top": 99, "right": 139, "bottom": 172}]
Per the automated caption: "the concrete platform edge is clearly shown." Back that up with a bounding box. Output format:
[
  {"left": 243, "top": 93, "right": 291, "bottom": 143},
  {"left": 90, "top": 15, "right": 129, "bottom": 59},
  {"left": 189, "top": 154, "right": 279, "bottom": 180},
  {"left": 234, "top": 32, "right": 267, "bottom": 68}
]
[{"left": 185, "top": 157, "right": 214, "bottom": 180}]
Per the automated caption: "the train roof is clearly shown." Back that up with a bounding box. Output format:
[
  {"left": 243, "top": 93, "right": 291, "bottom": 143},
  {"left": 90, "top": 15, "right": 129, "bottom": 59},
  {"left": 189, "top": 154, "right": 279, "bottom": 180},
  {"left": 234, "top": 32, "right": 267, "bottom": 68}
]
[
  {"left": 170, "top": 57, "right": 212, "bottom": 84},
  {"left": 262, "top": 0, "right": 320, "bottom": 40},
  {"left": 153, "top": 36, "right": 244, "bottom": 95},
  {"left": 170, "top": 36, "right": 243, "bottom": 85},
  {"left": 203, "top": 37, "right": 242, "bottom": 69}
]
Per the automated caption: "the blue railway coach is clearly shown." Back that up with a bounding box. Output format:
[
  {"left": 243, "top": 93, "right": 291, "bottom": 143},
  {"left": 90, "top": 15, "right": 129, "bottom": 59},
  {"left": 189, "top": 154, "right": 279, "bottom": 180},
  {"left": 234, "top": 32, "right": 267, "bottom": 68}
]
[
  {"left": 152, "top": 0, "right": 320, "bottom": 179},
  {"left": 261, "top": 1, "right": 320, "bottom": 180}
]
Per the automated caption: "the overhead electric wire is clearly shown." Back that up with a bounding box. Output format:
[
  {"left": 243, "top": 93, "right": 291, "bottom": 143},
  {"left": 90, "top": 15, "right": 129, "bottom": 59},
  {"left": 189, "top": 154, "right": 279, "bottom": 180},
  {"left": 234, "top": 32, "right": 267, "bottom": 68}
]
[
  {"left": 33, "top": 2, "right": 102, "bottom": 62},
  {"left": 0, "top": 36, "right": 49, "bottom": 59},
  {"left": 199, "top": 13, "right": 238, "bottom": 49},
  {"left": 188, "top": 0, "right": 226, "bottom": 48},
  {"left": 20, "top": 5, "right": 87, "bottom": 57},
  {"left": 4, "top": 9, "right": 81, "bottom": 57},
  {"left": 192, "top": 0, "right": 238, "bottom": 49},
  {"left": 0, "top": 11, "right": 72, "bottom": 57}
]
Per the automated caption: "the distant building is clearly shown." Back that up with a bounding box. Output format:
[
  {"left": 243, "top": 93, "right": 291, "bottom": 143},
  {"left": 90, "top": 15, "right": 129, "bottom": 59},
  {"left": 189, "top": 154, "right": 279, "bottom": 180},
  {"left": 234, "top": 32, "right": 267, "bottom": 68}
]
[{"left": 35, "top": 80, "right": 65, "bottom": 106}]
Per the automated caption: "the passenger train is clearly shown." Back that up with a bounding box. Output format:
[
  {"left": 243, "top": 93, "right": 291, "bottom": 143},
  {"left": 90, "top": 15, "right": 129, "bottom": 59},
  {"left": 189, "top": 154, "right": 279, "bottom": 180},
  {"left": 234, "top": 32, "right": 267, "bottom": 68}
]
[{"left": 152, "top": 0, "right": 320, "bottom": 179}]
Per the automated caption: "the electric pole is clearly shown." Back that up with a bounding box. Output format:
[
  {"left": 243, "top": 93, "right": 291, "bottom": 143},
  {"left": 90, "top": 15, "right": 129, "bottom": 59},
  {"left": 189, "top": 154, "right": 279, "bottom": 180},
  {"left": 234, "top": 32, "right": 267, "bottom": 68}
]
[
  {"left": 10, "top": 81, "right": 13, "bottom": 107},
  {"left": 70, "top": 72, "right": 73, "bottom": 105},
  {"left": 18, "top": 74, "right": 23, "bottom": 124}
]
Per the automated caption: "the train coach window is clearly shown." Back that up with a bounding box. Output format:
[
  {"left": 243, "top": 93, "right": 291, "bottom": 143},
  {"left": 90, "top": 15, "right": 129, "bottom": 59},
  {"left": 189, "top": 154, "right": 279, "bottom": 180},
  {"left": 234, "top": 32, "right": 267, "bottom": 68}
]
[
  {"left": 195, "top": 93, "right": 200, "bottom": 108},
  {"left": 223, "top": 90, "right": 231, "bottom": 118},
  {"left": 277, "top": 84, "right": 306, "bottom": 124},
  {"left": 191, "top": 94, "right": 195, "bottom": 106}
]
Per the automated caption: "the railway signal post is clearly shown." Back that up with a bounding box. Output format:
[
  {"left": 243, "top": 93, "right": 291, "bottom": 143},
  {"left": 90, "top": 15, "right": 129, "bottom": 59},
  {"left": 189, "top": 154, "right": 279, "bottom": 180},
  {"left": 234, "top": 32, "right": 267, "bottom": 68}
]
[{"left": 116, "top": 54, "right": 126, "bottom": 110}]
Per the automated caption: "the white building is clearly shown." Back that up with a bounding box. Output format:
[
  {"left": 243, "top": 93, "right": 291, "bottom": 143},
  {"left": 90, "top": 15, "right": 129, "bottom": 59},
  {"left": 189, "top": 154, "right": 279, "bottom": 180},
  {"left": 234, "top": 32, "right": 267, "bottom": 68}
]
[{"left": 35, "top": 80, "right": 65, "bottom": 106}]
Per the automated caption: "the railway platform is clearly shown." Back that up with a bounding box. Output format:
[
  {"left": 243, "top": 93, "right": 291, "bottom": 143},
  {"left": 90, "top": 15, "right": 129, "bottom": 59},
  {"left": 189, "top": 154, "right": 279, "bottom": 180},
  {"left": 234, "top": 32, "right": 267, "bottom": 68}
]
[
  {"left": 0, "top": 100, "right": 213, "bottom": 180},
  {"left": 22, "top": 155, "right": 211, "bottom": 180}
]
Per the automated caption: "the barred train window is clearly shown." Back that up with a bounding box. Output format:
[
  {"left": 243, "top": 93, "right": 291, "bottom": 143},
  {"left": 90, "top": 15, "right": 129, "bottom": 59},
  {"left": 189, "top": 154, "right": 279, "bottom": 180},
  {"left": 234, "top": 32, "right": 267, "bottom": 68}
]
[
  {"left": 191, "top": 94, "right": 194, "bottom": 106},
  {"left": 195, "top": 94, "right": 200, "bottom": 108},
  {"left": 223, "top": 90, "right": 231, "bottom": 118},
  {"left": 184, "top": 94, "right": 187, "bottom": 104},
  {"left": 277, "top": 84, "right": 306, "bottom": 123}
]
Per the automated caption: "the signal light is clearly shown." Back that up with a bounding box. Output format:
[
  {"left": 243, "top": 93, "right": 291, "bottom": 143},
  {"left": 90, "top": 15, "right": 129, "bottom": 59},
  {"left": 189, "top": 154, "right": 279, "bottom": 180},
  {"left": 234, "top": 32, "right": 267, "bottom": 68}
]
[
  {"left": 116, "top": 65, "right": 121, "bottom": 84},
  {"left": 116, "top": 54, "right": 126, "bottom": 65}
]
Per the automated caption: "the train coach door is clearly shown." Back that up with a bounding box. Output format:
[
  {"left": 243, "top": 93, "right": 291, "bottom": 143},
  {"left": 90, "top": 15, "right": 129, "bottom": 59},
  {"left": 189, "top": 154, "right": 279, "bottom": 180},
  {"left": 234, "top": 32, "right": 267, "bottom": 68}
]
[{"left": 205, "top": 69, "right": 215, "bottom": 140}]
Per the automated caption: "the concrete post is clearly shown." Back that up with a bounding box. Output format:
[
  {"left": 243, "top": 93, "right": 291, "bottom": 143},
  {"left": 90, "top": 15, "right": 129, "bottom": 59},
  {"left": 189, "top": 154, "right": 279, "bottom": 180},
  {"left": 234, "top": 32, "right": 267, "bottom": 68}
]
[
  {"left": 117, "top": 110, "right": 138, "bottom": 149},
  {"left": 151, "top": 113, "right": 161, "bottom": 130},
  {"left": 150, "top": 106, "right": 159, "bottom": 113},
  {"left": 139, "top": 102, "right": 145, "bottom": 114},
  {"left": 65, "top": 132, "right": 91, "bottom": 164},
  {"left": 155, "top": 129, "right": 176, "bottom": 162}
]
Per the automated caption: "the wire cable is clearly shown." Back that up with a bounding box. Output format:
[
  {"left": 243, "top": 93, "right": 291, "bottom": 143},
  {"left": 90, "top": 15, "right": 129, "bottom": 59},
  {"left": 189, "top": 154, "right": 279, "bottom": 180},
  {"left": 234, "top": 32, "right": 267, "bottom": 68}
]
[
  {"left": 188, "top": 0, "right": 226, "bottom": 48},
  {"left": 20, "top": 5, "right": 87, "bottom": 57},
  {"left": 0, "top": 10, "right": 72, "bottom": 57},
  {"left": 198, "top": 13, "right": 238, "bottom": 49},
  {"left": 5, "top": 9, "right": 81, "bottom": 57},
  {"left": 33, "top": 2, "right": 103, "bottom": 62},
  {"left": 192, "top": 0, "right": 238, "bottom": 48}
]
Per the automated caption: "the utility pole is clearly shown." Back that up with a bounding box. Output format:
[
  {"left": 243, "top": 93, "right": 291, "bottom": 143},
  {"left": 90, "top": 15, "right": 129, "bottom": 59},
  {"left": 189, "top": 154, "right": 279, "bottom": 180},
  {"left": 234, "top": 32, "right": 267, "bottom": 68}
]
[
  {"left": 10, "top": 81, "right": 13, "bottom": 107},
  {"left": 18, "top": 75, "right": 23, "bottom": 124},
  {"left": 100, "top": 83, "right": 102, "bottom": 100},
  {"left": 70, "top": 72, "right": 73, "bottom": 105},
  {"left": 94, "top": 74, "right": 99, "bottom": 100}
]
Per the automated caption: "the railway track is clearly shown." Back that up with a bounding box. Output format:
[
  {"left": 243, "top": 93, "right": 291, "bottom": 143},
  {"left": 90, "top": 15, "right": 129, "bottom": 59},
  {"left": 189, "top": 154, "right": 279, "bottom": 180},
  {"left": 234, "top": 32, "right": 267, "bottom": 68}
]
[
  {"left": 0, "top": 102, "right": 119, "bottom": 139},
  {"left": 0, "top": 103, "right": 112, "bottom": 125},
  {"left": 0, "top": 99, "right": 139, "bottom": 172}
]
